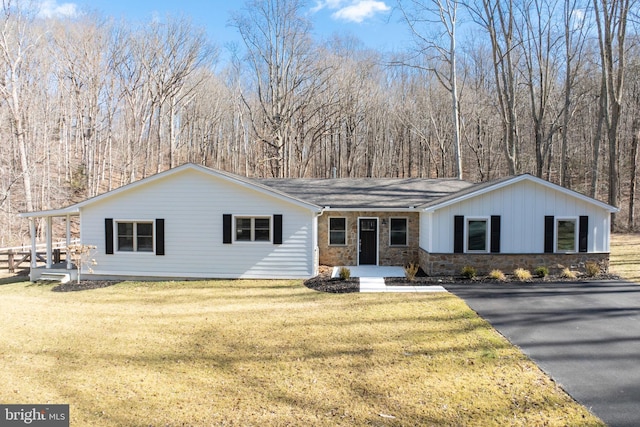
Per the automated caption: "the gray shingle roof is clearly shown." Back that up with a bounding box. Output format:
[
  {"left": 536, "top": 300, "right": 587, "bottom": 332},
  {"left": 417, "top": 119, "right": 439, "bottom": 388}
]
[{"left": 258, "top": 177, "right": 475, "bottom": 209}]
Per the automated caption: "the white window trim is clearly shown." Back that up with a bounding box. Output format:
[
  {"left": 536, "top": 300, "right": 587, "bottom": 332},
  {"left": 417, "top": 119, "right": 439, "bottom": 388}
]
[
  {"left": 233, "top": 215, "right": 272, "bottom": 243},
  {"left": 115, "top": 220, "right": 155, "bottom": 253},
  {"left": 465, "top": 216, "right": 490, "bottom": 253},
  {"left": 388, "top": 217, "right": 408, "bottom": 247},
  {"left": 328, "top": 217, "right": 348, "bottom": 246},
  {"left": 555, "top": 217, "right": 578, "bottom": 253}
]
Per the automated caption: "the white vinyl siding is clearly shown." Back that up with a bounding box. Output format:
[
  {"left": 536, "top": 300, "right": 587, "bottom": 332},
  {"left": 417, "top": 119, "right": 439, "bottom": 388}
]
[
  {"left": 81, "top": 169, "right": 317, "bottom": 279},
  {"left": 422, "top": 179, "right": 611, "bottom": 254}
]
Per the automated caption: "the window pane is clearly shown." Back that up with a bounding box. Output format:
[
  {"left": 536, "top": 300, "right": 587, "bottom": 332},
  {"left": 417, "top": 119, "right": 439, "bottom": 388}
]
[
  {"left": 330, "top": 218, "right": 346, "bottom": 231},
  {"left": 117, "top": 222, "right": 134, "bottom": 251},
  {"left": 557, "top": 220, "right": 576, "bottom": 251},
  {"left": 236, "top": 218, "right": 252, "bottom": 241},
  {"left": 136, "top": 223, "right": 154, "bottom": 252},
  {"left": 329, "top": 218, "right": 346, "bottom": 245},
  {"left": 329, "top": 231, "right": 346, "bottom": 245},
  {"left": 467, "top": 220, "right": 487, "bottom": 251},
  {"left": 254, "top": 218, "right": 270, "bottom": 241},
  {"left": 390, "top": 218, "right": 407, "bottom": 246}
]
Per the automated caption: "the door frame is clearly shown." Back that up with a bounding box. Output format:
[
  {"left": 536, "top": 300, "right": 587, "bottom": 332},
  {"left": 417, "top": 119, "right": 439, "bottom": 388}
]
[{"left": 357, "top": 217, "right": 379, "bottom": 266}]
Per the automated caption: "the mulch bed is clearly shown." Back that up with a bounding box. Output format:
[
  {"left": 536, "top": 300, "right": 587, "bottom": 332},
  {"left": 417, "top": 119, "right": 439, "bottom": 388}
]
[
  {"left": 303, "top": 265, "right": 359, "bottom": 293},
  {"left": 304, "top": 265, "right": 622, "bottom": 293},
  {"left": 52, "top": 280, "right": 119, "bottom": 292}
]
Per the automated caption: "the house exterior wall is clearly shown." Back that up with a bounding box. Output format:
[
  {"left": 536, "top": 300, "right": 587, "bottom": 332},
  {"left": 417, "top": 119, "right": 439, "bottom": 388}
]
[
  {"left": 80, "top": 168, "right": 318, "bottom": 279},
  {"left": 421, "top": 179, "right": 611, "bottom": 254},
  {"left": 318, "top": 211, "right": 419, "bottom": 266}
]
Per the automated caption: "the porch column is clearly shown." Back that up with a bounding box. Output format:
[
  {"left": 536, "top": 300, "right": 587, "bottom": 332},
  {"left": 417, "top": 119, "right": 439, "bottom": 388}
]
[
  {"left": 66, "top": 214, "right": 72, "bottom": 270},
  {"left": 46, "top": 216, "right": 52, "bottom": 269},
  {"left": 30, "top": 218, "right": 37, "bottom": 269}
]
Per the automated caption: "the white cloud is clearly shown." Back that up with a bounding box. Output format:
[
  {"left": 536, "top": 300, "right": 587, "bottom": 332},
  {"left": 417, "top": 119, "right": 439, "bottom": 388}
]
[
  {"left": 37, "top": 0, "right": 78, "bottom": 19},
  {"left": 313, "top": 0, "right": 390, "bottom": 23}
]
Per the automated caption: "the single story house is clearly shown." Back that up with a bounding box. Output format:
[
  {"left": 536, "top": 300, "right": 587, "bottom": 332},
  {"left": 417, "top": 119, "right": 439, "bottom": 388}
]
[{"left": 19, "top": 163, "right": 618, "bottom": 281}]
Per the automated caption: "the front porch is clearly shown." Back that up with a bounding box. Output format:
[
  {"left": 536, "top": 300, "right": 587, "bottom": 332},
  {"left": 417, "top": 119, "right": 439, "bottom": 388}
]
[{"left": 18, "top": 207, "right": 80, "bottom": 282}]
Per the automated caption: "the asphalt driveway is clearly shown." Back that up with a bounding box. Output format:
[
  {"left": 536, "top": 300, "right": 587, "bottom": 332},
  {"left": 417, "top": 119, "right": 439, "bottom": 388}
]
[{"left": 446, "top": 280, "right": 640, "bottom": 427}]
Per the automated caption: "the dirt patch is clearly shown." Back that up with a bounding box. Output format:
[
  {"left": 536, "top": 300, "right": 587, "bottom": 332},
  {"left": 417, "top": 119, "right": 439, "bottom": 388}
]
[{"left": 52, "top": 280, "right": 120, "bottom": 292}]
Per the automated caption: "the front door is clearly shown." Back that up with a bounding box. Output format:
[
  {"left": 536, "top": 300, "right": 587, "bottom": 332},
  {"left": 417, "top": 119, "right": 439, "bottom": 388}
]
[{"left": 359, "top": 218, "right": 378, "bottom": 265}]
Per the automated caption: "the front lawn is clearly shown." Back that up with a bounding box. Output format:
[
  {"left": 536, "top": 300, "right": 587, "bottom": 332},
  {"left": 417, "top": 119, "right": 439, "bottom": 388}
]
[
  {"left": 0, "top": 280, "right": 602, "bottom": 426},
  {"left": 610, "top": 232, "right": 640, "bottom": 283}
]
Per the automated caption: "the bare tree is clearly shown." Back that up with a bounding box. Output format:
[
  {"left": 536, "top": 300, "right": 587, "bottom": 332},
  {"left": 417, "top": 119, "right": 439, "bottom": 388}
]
[
  {"left": 398, "top": 0, "right": 463, "bottom": 179},
  {"left": 0, "top": 2, "right": 40, "bottom": 212},
  {"left": 560, "top": 0, "right": 590, "bottom": 187},
  {"left": 592, "top": 0, "right": 633, "bottom": 218},
  {"left": 231, "top": 0, "right": 330, "bottom": 177},
  {"left": 467, "top": 0, "right": 522, "bottom": 175}
]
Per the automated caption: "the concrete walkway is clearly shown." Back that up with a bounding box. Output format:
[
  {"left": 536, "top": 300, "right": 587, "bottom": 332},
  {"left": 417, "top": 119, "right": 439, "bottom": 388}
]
[{"left": 332, "top": 266, "right": 447, "bottom": 293}]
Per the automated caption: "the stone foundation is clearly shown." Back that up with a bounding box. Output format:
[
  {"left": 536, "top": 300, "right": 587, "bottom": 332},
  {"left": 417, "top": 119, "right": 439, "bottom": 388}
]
[{"left": 419, "top": 248, "right": 610, "bottom": 276}]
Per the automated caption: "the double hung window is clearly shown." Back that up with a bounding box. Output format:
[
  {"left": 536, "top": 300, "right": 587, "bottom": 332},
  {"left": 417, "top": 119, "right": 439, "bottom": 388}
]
[
  {"left": 236, "top": 217, "right": 271, "bottom": 242},
  {"left": 329, "top": 218, "right": 347, "bottom": 245},
  {"left": 117, "top": 221, "right": 154, "bottom": 252},
  {"left": 389, "top": 218, "right": 408, "bottom": 246}
]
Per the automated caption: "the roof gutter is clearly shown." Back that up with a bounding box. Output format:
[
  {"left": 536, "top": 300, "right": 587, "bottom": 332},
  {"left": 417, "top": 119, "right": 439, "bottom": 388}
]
[{"left": 320, "top": 207, "right": 419, "bottom": 212}]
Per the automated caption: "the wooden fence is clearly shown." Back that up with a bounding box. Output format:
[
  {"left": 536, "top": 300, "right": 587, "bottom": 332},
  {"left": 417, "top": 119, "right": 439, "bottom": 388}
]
[{"left": 0, "top": 240, "right": 79, "bottom": 272}]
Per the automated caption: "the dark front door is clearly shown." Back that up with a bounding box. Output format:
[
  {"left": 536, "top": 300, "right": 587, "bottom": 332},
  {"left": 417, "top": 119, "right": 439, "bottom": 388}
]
[{"left": 359, "top": 218, "right": 378, "bottom": 265}]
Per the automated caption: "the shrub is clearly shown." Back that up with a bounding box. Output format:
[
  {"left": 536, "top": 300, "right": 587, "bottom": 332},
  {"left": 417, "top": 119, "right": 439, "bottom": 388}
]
[
  {"left": 461, "top": 265, "right": 477, "bottom": 279},
  {"left": 513, "top": 268, "right": 532, "bottom": 281},
  {"left": 338, "top": 267, "right": 351, "bottom": 280},
  {"left": 404, "top": 262, "right": 419, "bottom": 282},
  {"left": 489, "top": 269, "right": 506, "bottom": 281},
  {"left": 560, "top": 268, "right": 577, "bottom": 279},
  {"left": 585, "top": 261, "right": 600, "bottom": 277},
  {"left": 534, "top": 266, "right": 549, "bottom": 278}
]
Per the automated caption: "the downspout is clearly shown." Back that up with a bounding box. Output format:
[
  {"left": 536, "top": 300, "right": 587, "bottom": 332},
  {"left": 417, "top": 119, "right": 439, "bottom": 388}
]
[{"left": 313, "top": 208, "right": 325, "bottom": 277}]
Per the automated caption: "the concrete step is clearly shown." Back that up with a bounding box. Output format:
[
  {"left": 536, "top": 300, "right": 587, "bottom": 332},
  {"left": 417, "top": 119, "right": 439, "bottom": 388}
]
[{"left": 39, "top": 272, "right": 71, "bottom": 284}]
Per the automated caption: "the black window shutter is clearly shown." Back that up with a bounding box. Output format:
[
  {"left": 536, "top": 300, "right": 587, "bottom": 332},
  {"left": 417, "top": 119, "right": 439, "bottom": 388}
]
[
  {"left": 579, "top": 216, "right": 588, "bottom": 253},
  {"left": 223, "top": 214, "right": 232, "bottom": 244},
  {"left": 454, "top": 215, "right": 464, "bottom": 253},
  {"left": 273, "top": 214, "right": 283, "bottom": 245},
  {"left": 490, "top": 215, "right": 501, "bottom": 253},
  {"left": 156, "top": 219, "right": 165, "bottom": 255},
  {"left": 544, "top": 216, "right": 554, "bottom": 253},
  {"left": 105, "top": 218, "right": 114, "bottom": 254}
]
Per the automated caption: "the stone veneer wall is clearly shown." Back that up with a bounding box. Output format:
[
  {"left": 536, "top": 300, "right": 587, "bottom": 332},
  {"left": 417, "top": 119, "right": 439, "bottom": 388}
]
[
  {"left": 419, "top": 248, "right": 610, "bottom": 276},
  {"left": 318, "top": 211, "right": 419, "bottom": 266}
]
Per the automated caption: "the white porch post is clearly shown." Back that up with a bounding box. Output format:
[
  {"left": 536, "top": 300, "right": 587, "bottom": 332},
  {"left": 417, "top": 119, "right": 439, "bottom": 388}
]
[
  {"left": 46, "top": 216, "right": 52, "bottom": 269},
  {"left": 66, "top": 214, "right": 72, "bottom": 270},
  {"left": 30, "top": 218, "right": 37, "bottom": 269}
]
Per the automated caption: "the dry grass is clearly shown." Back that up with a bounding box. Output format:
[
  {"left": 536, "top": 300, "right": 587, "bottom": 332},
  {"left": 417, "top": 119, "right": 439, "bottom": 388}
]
[
  {"left": 610, "top": 233, "right": 640, "bottom": 283},
  {"left": 0, "top": 280, "right": 603, "bottom": 426}
]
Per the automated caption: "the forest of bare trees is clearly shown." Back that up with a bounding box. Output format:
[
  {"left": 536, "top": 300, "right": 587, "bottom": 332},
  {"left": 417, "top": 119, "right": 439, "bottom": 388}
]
[{"left": 0, "top": 0, "right": 639, "bottom": 246}]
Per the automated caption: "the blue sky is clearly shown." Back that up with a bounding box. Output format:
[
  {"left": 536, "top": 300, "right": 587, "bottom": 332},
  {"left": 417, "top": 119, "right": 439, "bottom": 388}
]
[{"left": 36, "top": 0, "right": 411, "bottom": 54}]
